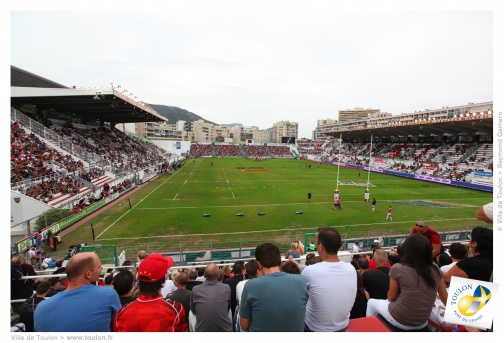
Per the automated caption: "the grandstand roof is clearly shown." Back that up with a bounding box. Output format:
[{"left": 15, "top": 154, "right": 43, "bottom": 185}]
[
  {"left": 324, "top": 118, "right": 493, "bottom": 140},
  {"left": 10, "top": 66, "right": 167, "bottom": 124}
]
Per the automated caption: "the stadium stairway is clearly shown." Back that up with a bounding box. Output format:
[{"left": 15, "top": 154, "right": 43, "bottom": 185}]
[
  {"left": 47, "top": 174, "right": 111, "bottom": 207},
  {"left": 266, "top": 145, "right": 273, "bottom": 158}
]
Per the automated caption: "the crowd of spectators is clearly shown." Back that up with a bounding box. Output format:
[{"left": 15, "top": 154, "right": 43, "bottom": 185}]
[
  {"left": 190, "top": 143, "right": 213, "bottom": 157},
  {"left": 297, "top": 139, "right": 325, "bottom": 156},
  {"left": 242, "top": 145, "right": 269, "bottom": 157},
  {"left": 78, "top": 168, "right": 105, "bottom": 182},
  {"left": 214, "top": 144, "right": 242, "bottom": 157},
  {"left": 11, "top": 122, "right": 85, "bottom": 185},
  {"left": 268, "top": 145, "right": 292, "bottom": 157},
  {"left": 11, "top": 223, "right": 492, "bottom": 332},
  {"left": 11, "top": 118, "right": 170, "bottom": 206},
  {"left": 23, "top": 175, "right": 85, "bottom": 204},
  {"left": 53, "top": 124, "right": 167, "bottom": 173}
]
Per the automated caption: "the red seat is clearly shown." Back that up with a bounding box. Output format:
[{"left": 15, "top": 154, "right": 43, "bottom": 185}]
[{"left": 347, "top": 316, "right": 392, "bottom": 332}]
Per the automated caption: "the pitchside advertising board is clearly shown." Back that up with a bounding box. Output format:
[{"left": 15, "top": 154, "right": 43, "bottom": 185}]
[
  {"left": 16, "top": 193, "right": 120, "bottom": 252},
  {"left": 444, "top": 276, "right": 498, "bottom": 329}
]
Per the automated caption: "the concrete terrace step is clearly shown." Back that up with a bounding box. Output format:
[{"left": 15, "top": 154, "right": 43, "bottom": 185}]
[
  {"left": 48, "top": 186, "right": 92, "bottom": 207},
  {"left": 92, "top": 175, "right": 111, "bottom": 187}
]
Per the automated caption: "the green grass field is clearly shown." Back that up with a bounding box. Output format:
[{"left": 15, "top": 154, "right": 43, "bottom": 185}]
[{"left": 61, "top": 158, "right": 492, "bottom": 258}]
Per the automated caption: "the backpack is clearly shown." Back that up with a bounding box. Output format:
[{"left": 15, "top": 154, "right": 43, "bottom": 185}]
[{"left": 427, "top": 230, "right": 445, "bottom": 254}]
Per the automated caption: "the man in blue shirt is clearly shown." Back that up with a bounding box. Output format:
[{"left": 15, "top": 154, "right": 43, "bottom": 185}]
[
  {"left": 239, "top": 243, "right": 308, "bottom": 332},
  {"left": 34, "top": 252, "right": 121, "bottom": 332}
]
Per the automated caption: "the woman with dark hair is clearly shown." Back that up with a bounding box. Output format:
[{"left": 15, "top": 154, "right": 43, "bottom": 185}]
[
  {"left": 366, "top": 234, "right": 447, "bottom": 330},
  {"left": 350, "top": 271, "right": 369, "bottom": 319},
  {"left": 443, "top": 226, "right": 493, "bottom": 283}
]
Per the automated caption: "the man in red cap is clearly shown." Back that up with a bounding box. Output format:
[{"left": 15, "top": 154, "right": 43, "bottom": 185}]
[{"left": 113, "top": 253, "right": 188, "bottom": 332}]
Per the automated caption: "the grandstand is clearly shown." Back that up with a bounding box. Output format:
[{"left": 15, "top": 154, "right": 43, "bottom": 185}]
[
  {"left": 11, "top": 66, "right": 492, "bottom": 259},
  {"left": 10, "top": 67, "right": 495, "bottom": 333}
]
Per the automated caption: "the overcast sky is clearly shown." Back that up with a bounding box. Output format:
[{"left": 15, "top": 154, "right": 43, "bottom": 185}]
[{"left": 7, "top": 1, "right": 497, "bottom": 138}]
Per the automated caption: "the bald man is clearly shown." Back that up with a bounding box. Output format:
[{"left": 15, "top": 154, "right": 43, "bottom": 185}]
[
  {"left": 34, "top": 252, "right": 121, "bottom": 332},
  {"left": 190, "top": 263, "right": 232, "bottom": 332},
  {"left": 362, "top": 249, "right": 391, "bottom": 300}
]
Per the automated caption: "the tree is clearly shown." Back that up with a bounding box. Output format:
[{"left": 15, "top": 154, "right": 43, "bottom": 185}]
[{"left": 35, "top": 208, "right": 72, "bottom": 231}]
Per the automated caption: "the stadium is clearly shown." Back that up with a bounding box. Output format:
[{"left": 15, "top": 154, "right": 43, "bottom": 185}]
[{"left": 10, "top": 66, "right": 494, "bottom": 331}]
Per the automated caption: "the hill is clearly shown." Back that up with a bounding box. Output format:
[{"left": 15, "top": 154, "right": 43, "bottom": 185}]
[{"left": 148, "top": 104, "right": 217, "bottom": 125}]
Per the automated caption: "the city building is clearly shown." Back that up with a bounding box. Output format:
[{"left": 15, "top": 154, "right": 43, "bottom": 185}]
[
  {"left": 338, "top": 107, "right": 381, "bottom": 122},
  {"left": 272, "top": 121, "right": 298, "bottom": 143}
]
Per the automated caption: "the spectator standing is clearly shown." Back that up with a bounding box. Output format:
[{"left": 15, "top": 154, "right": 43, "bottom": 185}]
[
  {"left": 34, "top": 252, "right": 122, "bottom": 332},
  {"left": 352, "top": 241, "right": 361, "bottom": 254},
  {"left": 301, "top": 227, "right": 356, "bottom": 332},
  {"left": 113, "top": 254, "right": 187, "bottom": 332},
  {"left": 19, "top": 281, "right": 51, "bottom": 332},
  {"left": 27, "top": 246, "right": 36, "bottom": 263},
  {"left": 366, "top": 234, "right": 447, "bottom": 330},
  {"left": 240, "top": 243, "right": 308, "bottom": 332},
  {"left": 412, "top": 221, "right": 443, "bottom": 259},
  {"left": 35, "top": 230, "right": 44, "bottom": 250},
  {"left": 11, "top": 256, "right": 36, "bottom": 315},
  {"left": 190, "top": 263, "right": 233, "bottom": 332}
]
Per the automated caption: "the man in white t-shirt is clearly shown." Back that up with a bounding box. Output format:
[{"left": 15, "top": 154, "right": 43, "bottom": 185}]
[
  {"left": 301, "top": 227, "right": 357, "bottom": 331},
  {"left": 352, "top": 241, "right": 361, "bottom": 254}
]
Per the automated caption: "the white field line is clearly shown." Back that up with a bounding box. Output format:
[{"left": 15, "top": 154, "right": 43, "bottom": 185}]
[
  {"left": 95, "top": 164, "right": 186, "bottom": 239},
  {"left": 138, "top": 200, "right": 481, "bottom": 211},
  {"left": 96, "top": 217, "right": 478, "bottom": 242},
  {"left": 162, "top": 179, "right": 354, "bottom": 183},
  {"left": 401, "top": 189, "right": 421, "bottom": 194},
  {"left": 218, "top": 161, "right": 236, "bottom": 199}
]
